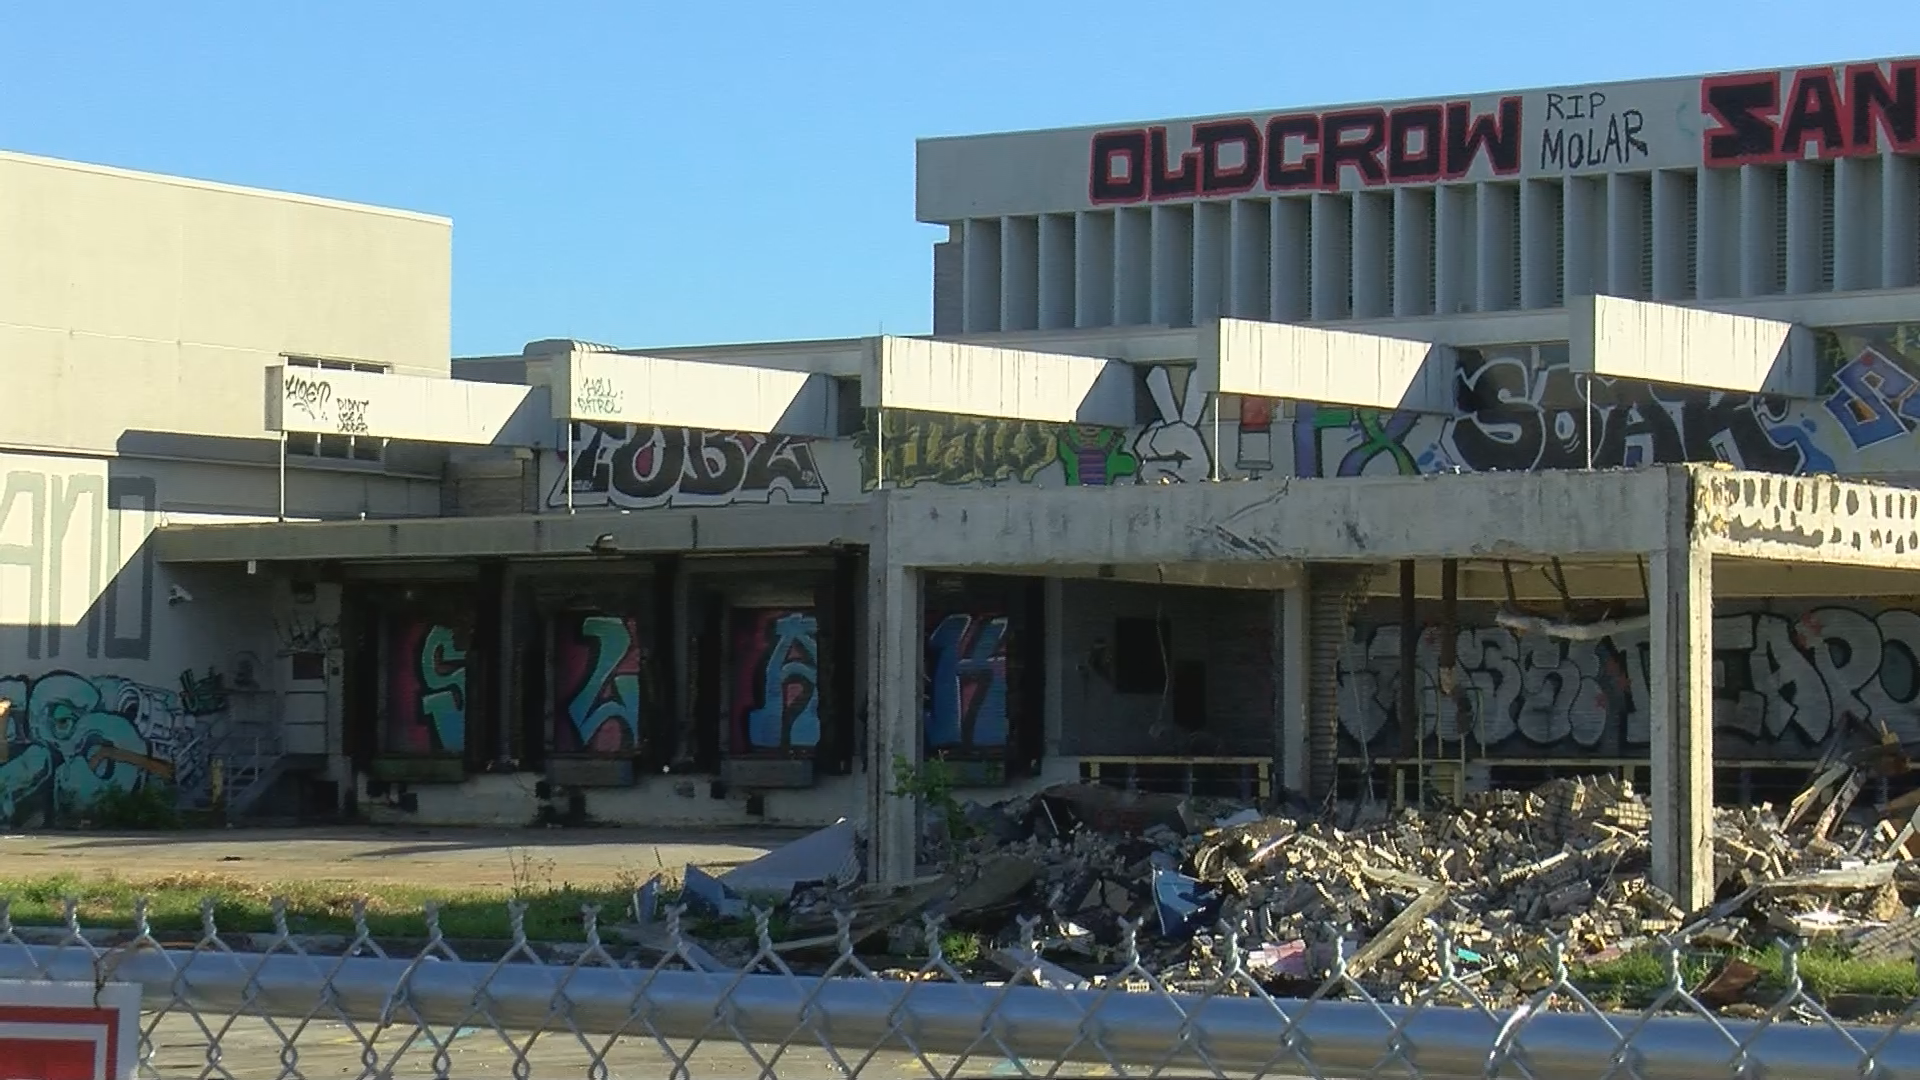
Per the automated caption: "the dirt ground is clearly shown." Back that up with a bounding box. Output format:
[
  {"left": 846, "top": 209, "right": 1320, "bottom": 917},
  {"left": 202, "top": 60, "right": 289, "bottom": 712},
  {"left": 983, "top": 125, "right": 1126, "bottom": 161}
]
[{"left": 0, "top": 825, "right": 804, "bottom": 889}]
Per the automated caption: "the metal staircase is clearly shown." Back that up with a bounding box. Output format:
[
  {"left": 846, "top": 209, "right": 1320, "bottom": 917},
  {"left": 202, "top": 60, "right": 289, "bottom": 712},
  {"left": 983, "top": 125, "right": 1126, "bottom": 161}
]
[{"left": 176, "top": 690, "right": 323, "bottom": 820}]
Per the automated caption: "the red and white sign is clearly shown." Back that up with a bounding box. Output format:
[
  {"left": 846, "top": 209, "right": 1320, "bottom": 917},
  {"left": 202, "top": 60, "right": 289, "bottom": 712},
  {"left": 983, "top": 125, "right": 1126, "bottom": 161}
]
[{"left": 0, "top": 980, "right": 140, "bottom": 1080}]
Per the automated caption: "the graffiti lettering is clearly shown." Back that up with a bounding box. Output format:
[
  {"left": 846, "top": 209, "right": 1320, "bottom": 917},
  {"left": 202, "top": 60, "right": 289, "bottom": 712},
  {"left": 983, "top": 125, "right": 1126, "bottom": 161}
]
[
  {"left": 1292, "top": 403, "right": 1423, "bottom": 477},
  {"left": 926, "top": 613, "right": 1010, "bottom": 752},
  {"left": 387, "top": 620, "right": 468, "bottom": 755},
  {"left": 177, "top": 667, "right": 228, "bottom": 718},
  {"left": 573, "top": 377, "right": 624, "bottom": 419},
  {"left": 335, "top": 398, "right": 370, "bottom": 435},
  {"left": 1089, "top": 97, "right": 1523, "bottom": 201},
  {"left": 863, "top": 365, "right": 1202, "bottom": 489},
  {"left": 1823, "top": 346, "right": 1920, "bottom": 449},
  {"left": 273, "top": 614, "right": 341, "bottom": 656},
  {"left": 0, "top": 670, "right": 220, "bottom": 825},
  {"left": 554, "top": 424, "right": 827, "bottom": 510},
  {"left": 1539, "top": 90, "right": 1646, "bottom": 169},
  {"left": 283, "top": 372, "right": 334, "bottom": 422},
  {"left": 1702, "top": 62, "right": 1920, "bottom": 167},
  {"left": 554, "top": 614, "right": 643, "bottom": 753},
  {"left": 0, "top": 469, "right": 156, "bottom": 661},
  {"left": 732, "top": 609, "right": 820, "bottom": 753},
  {"left": 1440, "top": 349, "right": 1826, "bottom": 475},
  {"left": 1337, "top": 604, "right": 1920, "bottom": 760}
]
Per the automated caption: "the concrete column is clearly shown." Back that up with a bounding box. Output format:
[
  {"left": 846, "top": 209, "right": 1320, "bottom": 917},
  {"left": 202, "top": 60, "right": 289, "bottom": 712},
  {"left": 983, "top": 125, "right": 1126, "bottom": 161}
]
[
  {"left": 1271, "top": 198, "right": 1310, "bottom": 321},
  {"left": 1228, "top": 199, "right": 1272, "bottom": 318},
  {"left": 865, "top": 526, "right": 923, "bottom": 885},
  {"left": 1884, "top": 154, "right": 1920, "bottom": 289},
  {"left": 1309, "top": 193, "right": 1350, "bottom": 320},
  {"left": 1392, "top": 188, "right": 1432, "bottom": 317},
  {"left": 1150, "top": 204, "right": 1194, "bottom": 326},
  {"left": 1650, "top": 170, "right": 1691, "bottom": 301},
  {"left": 1739, "top": 165, "right": 1780, "bottom": 297},
  {"left": 961, "top": 218, "right": 1002, "bottom": 333},
  {"left": 1074, "top": 211, "right": 1116, "bottom": 328},
  {"left": 1606, "top": 172, "right": 1646, "bottom": 297},
  {"left": 1834, "top": 156, "right": 1879, "bottom": 293},
  {"left": 1000, "top": 216, "right": 1040, "bottom": 332},
  {"left": 1649, "top": 493, "right": 1714, "bottom": 912},
  {"left": 1435, "top": 185, "right": 1472, "bottom": 315},
  {"left": 1351, "top": 193, "right": 1391, "bottom": 319},
  {"left": 1043, "top": 577, "right": 1065, "bottom": 758},
  {"left": 1279, "top": 582, "right": 1310, "bottom": 797},
  {"left": 1115, "top": 208, "right": 1152, "bottom": 325},
  {"left": 1193, "top": 201, "right": 1230, "bottom": 322},
  {"left": 1695, "top": 166, "right": 1737, "bottom": 299},
  {"left": 1037, "top": 214, "right": 1075, "bottom": 330},
  {"left": 1785, "top": 161, "right": 1824, "bottom": 294},
  {"left": 1563, "top": 176, "right": 1602, "bottom": 300},
  {"left": 1476, "top": 183, "right": 1516, "bottom": 312},
  {"left": 1519, "top": 180, "right": 1560, "bottom": 309}
]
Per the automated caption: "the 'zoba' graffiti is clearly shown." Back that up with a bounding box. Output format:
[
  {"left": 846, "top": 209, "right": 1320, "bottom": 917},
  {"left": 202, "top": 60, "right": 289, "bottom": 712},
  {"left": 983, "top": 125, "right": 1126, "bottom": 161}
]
[
  {"left": 552, "top": 614, "right": 644, "bottom": 753},
  {"left": 731, "top": 609, "right": 820, "bottom": 753},
  {"left": 0, "top": 670, "right": 223, "bottom": 825},
  {"left": 554, "top": 423, "right": 827, "bottom": 510},
  {"left": 925, "top": 613, "right": 1010, "bottom": 752},
  {"left": 387, "top": 620, "right": 468, "bottom": 755},
  {"left": 1339, "top": 604, "right": 1920, "bottom": 760}
]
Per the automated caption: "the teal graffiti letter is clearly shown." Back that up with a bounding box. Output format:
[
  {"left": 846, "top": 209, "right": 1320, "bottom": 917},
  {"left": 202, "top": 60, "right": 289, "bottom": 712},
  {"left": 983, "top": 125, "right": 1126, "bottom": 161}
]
[
  {"left": 419, "top": 624, "right": 467, "bottom": 753},
  {"left": 569, "top": 616, "right": 641, "bottom": 749}
]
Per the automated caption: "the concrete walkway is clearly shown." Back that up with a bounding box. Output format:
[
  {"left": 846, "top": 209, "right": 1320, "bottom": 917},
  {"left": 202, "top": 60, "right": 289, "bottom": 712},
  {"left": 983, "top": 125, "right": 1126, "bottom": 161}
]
[{"left": 0, "top": 825, "right": 805, "bottom": 889}]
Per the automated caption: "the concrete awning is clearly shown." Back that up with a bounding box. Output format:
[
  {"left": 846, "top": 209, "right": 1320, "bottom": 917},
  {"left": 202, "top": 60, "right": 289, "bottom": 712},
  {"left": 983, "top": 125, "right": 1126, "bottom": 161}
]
[
  {"left": 152, "top": 504, "right": 868, "bottom": 564},
  {"left": 1571, "top": 295, "right": 1816, "bottom": 396}
]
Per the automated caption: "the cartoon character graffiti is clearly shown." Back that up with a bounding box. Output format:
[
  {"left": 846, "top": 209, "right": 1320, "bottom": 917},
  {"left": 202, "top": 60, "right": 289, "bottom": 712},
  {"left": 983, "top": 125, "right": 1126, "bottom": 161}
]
[
  {"left": 0, "top": 670, "right": 218, "bottom": 826},
  {"left": 1134, "top": 366, "right": 1212, "bottom": 483}
]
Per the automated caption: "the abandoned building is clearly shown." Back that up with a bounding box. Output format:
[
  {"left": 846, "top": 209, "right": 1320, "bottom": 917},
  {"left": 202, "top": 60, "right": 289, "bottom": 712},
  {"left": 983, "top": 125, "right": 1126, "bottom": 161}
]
[{"left": 7, "top": 54, "right": 1920, "bottom": 908}]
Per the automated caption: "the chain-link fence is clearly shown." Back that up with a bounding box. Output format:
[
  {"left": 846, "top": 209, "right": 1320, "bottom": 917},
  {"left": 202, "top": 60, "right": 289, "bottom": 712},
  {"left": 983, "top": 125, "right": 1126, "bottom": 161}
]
[{"left": 2, "top": 895, "right": 1918, "bottom": 1079}]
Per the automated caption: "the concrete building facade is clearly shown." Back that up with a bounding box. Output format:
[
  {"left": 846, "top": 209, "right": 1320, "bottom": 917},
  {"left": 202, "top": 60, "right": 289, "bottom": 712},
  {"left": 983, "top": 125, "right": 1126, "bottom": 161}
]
[{"left": 11, "top": 56, "right": 1920, "bottom": 913}]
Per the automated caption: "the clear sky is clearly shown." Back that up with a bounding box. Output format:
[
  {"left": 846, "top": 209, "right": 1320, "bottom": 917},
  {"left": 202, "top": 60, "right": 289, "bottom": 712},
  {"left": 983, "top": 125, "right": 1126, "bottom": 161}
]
[{"left": 2, "top": 1, "right": 1914, "bottom": 356}]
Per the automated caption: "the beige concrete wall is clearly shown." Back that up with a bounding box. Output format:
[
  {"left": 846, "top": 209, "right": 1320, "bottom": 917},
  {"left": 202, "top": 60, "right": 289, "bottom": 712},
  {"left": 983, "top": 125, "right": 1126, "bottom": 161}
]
[{"left": 0, "top": 151, "right": 452, "bottom": 457}]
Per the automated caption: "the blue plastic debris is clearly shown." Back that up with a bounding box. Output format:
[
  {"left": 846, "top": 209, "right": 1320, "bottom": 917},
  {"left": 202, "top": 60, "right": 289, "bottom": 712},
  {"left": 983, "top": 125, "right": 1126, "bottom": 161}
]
[{"left": 1151, "top": 867, "right": 1220, "bottom": 940}]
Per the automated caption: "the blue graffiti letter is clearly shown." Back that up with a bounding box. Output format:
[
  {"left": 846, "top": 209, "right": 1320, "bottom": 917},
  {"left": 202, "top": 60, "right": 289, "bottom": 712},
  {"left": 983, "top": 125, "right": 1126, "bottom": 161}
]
[
  {"left": 926, "top": 614, "right": 1010, "bottom": 750},
  {"left": 745, "top": 612, "right": 820, "bottom": 750}
]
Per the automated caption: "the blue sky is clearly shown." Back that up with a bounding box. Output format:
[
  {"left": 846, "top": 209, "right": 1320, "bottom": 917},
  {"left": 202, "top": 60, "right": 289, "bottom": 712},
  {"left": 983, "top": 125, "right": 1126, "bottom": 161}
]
[{"left": 2, "top": 1, "right": 1914, "bottom": 355}]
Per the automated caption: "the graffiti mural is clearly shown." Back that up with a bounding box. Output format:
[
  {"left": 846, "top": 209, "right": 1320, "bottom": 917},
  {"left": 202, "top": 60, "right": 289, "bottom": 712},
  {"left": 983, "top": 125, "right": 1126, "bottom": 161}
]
[
  {"left": 386, "top": 620, "right": 469, "bottom": 755},
  {"left": 552, "top": 423, "right": 828, "bottom": 510},
  {"left": 1820, "top": 326, "right": 1920, "bottom": 450},
  {"left": 925, "top": 613, "right": 1011, "bottom": 753},
  {"left": 1293, "top": 341, "right": 1856, "bottom": 478},
  {"left": 861, "top": 364, "right": 1209, "bottom": 489},
  {"left": 0, "top": 669, "right": 224, "bottom": 825},
  {"left": 1338, "top": 604, "right": 1920, "bottom": 761},
  {"left": 730, "top": 608, "right": 820, "bottom": 753},
  {"left": 552, "top": 614, "right": 644, "bottom": 754}
]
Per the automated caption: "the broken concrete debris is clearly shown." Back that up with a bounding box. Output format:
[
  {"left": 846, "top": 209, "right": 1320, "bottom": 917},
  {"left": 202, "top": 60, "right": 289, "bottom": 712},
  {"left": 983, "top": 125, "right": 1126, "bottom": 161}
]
[{"left": 628, "top": 759, "right": 1920, "bottom": 1009}]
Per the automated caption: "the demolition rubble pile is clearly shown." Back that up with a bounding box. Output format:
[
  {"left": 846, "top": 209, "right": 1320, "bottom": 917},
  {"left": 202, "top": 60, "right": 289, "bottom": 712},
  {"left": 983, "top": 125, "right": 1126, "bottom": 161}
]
[{"left": 649, "top": 736, "right": 1920, "bottom": 1006}]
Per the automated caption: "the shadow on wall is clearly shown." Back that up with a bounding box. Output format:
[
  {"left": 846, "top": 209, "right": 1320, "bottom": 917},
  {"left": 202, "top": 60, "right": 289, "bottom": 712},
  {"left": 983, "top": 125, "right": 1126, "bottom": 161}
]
[{"left": 0, "top": 450, "right": 276, "bottom": 829}]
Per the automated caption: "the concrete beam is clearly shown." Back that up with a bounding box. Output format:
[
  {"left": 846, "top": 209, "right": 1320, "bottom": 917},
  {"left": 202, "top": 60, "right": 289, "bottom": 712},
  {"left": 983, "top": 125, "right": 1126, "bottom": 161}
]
[
  {"left": 1570, "top": 295, "right": 1816, "bottom": 396},
  {"left": 1198, "top": 317, "right": 1455, "bottom": 413},
  {"left": 886, "top": 468, "right": 1675, "bottom": 569},
  {"left": 1692, "top": 467, "right": 1920, "bottom": 570},
  {"left": 151, "top": 504, "right": 869, "bottom": 563},
  {"left": 1355, "top": 558, "right": 1920, "bottom": 601},
  {"left": 866, "top": 497, "right": 922, "bottom": 884},
  {"left": 269, "top": 366, "right": 550, "bottom": 447},
  {"left": 555, "top": 349, "right": 840, "bottom": 436},
  {"left": 986, "top": 562, "right": 1302, "bottom": 591},
  {"left": 860, "top": 336, "right": 1136, "bottom": 426}
]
